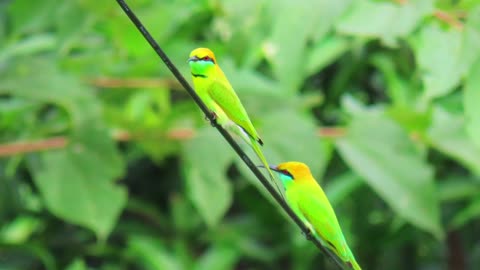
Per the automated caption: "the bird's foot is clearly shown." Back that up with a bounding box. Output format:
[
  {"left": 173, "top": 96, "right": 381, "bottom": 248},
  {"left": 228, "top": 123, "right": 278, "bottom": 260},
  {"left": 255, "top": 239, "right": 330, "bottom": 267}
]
[
  {"left": 302, "top": 227, "right": 314, "bottom": 241},
  {"left": 207, "top": 111, "right": 217, "bottom": 127}
]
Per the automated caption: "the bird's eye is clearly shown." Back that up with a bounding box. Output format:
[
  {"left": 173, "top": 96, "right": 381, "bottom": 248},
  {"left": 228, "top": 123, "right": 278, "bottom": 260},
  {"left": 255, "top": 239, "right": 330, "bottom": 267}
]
[{"left": 201, "top": 56, "right": 214, "bottom": 63}]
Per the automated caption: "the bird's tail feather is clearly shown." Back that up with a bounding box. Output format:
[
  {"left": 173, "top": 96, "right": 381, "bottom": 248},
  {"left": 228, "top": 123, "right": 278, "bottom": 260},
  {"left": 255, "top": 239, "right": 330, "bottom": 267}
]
[
  {"left": 349, "top": 259, "right": 361, "bottom": 270},
  {"left": 233, "top": 126, "right": 284, "bottom": 199},
  {"left": 346, "top": 247, "right": 361, "bottom": 270},
  {"left": 248, "top": 136, "right": 284, "bottom": 198}
]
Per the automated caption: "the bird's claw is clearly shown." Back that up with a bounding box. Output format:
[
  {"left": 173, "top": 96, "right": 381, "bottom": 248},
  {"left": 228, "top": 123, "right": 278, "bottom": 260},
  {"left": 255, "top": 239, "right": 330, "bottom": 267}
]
[
  {"left": 207, "top": 111, "right": 217, "bottom": 127},
  {"left": 302, "top": 228, "right": 314, "bottom": 241}
]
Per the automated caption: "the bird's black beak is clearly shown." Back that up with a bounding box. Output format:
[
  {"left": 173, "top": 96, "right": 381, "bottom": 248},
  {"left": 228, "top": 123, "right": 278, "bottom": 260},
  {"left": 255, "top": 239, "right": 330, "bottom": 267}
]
[
  {"left": 187, "top": 56, "right": 199, "bottom": 63},
  {"left": 257, "top": 164, "right": 280, "bottom": 172}
]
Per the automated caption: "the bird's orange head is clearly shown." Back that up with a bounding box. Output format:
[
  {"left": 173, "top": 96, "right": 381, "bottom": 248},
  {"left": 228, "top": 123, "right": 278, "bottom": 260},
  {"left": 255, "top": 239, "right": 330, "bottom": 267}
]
[
  {"left": 270, "top": 161, "right": 314, "bottom": 183},
  {"left": 188, "top": 48, "right": 217, "bottom": 64},
  {"left": 188, "top": 48, "right": 217, "bottom": 77}
]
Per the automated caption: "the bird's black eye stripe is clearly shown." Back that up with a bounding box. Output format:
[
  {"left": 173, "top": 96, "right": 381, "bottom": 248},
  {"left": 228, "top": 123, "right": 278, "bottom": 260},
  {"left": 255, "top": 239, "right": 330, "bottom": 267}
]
[{"left": 281, "top": 169, "right": 293, "bottom": 178}]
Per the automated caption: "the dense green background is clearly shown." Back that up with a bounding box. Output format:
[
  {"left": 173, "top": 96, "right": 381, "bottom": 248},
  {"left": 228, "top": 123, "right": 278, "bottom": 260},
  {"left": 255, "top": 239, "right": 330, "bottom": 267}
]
[{"left": 1, "top": 0, "right": 480, "bottom": 269}]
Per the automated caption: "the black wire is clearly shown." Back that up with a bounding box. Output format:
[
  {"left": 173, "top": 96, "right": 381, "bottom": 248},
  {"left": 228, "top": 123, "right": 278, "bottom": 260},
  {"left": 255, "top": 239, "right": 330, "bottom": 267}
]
[{"left": 115, "top": 1, "right": 346, "bottom": 269}]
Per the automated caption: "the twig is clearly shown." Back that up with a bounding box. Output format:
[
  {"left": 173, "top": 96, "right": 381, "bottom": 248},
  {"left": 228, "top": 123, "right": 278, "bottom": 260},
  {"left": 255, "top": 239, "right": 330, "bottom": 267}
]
[
  {"left": 318, "top": 127, "right": 346, "bottom": 138},
  {"left": 392, "top": 1, "right": 464, "bottom": 30},
  {"left": 113, "top": 129, "right": 196, "bottom": 141},
  {"left": 0, "top": 129, "right": 196, "bottom": 157},
  {"left": 0, "top": 127, "right": 344, "bottom": 157},
  {"left": 0, "top": 137, "right": 67, "bottom": 157},
  {"left": 433, "top": 10, "right": 464, "bottom": 30},
  {"left": 115, "top": 0, "right": 346, "bottom": 269}
]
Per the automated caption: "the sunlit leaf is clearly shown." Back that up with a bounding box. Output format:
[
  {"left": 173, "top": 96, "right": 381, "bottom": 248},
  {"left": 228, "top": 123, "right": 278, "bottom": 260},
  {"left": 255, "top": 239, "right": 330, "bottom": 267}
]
[
  {"left": 29, "top": 126, "right": 127, "bottom": 239},
  {"left": 337, "top": 0, "right": 433, "bottom": 45},
  {"left": 266, "top": 0, "right": 346, "bottom": 92},
  {"left": 128, "top": 235, "right": 182, "bottom": 270},
  {"left": 0, "top": 215, "right": 40, "bottom": 244},
  {"left": 1, "top": 59, "right": 126, "bottom": 239},
  {"left": 0, "top": 34, "right": 56, "bottom": 62},
  {"left": 465, "top": 58, "right": 480, "bottom": 150},
  {"left": 306, "top": 35, "right": 350, "bottom": 76},
  {"left": 194, "top": 245, "right": 240, "bottom": 270},
  {"left": 412, "top": 20, "right": 480, "bottom": 101},
  {"left": 65, "top": 259, "right": 86, "bottom": 270},
  {"left": 427, "top": 106, "right": 480, "bottom": 175},
  {"left": 7, "top": 0, "right": 57, "bottom": 35},
  {"left": 336, "top": 109, "right": 443, "bottom": 238},
  {"left": 182, "top": 128, "right": 235, "bottom": 227}
]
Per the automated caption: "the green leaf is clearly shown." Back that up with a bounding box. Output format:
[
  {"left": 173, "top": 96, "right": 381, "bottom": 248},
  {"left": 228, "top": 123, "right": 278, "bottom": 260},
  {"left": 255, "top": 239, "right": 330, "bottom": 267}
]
[
  {"left": 427, "top": 106, "right": 480, "bottom": 175},
  {"left": 0, "top": 58, "right": 102, "bottom": 124},
  {"left": 65, "top": 259, "right": 86, "bottom": 270},
  {"left": 306, "top": 35, "right": 350, "bottom": 76},
  {"left": 29, "top": 126, "right": 127, "bottom": 239},
  {"left": 309, "top": 0, "right": 352, "bottom": 41},
  {"left": 438, "top": 178, "right": 480, "bottom": 202},
  {"left": 220, "top": 59, "right": 282, "bottom": 97},
  {"left": 266, "top": 0, "right": 343, "bottom": 92},
  {"left": 337, "top": 0, "right": 433, "bottom": 45},
  {"left": 0, "top": 34, "right": 56, "bottom": 62},
  {"left": 7, "top": 0, "right": 57, "bottom": 36},
  {"left": 451, "top": 198, "right": 480, "bottom": 229},
  {"left": 371, "top": 53, "right": 418, "bottom": 107},
  {"left": 1, "top": 59, "right": 127, "bottom": 239},
  {"left": 182, "top": 128, "right": 234, "bottom": 227},
  {"left": 465, "top": 58, "right": 480, "bottom": 149},
  {"left": 336, "top": 109, "right": 443, "bottom": 239},
  {"left": 128, "top": 235, "right": 182, "bottom": 270},
  {"left": 412, "top": 20, "right": 480, "bottom": 101},
  {"left": 0, "top": 215, "right": 40, "bottom": 244},
  {"left": 194, "top": 245, "right": 240, "bottom": 270},
  {"left": 220, "top": 60, "right": 299, "bottom": 116},
  {"left": 54, "top": 1, "right": 92, "bottom": 54},
  {"left": 170, "top": 194, "right": 203, "bottom": 233},
  {"left": 325, "top": 173, "right": 364, "bottom": 207}
]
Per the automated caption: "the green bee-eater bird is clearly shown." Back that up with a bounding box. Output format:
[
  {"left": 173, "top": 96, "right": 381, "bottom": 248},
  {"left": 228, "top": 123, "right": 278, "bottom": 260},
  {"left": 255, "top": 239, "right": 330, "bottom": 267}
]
[
  {"left": 187, "top": 48, "right": 277, "bottom": 186},
  {"left": 270, "top": 161, "right": 361, "bottom": 270}
]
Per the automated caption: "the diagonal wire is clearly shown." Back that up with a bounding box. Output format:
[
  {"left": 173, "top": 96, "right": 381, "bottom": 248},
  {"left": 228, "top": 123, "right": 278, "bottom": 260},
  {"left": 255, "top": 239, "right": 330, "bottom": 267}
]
[{"left": 115, "top": 1, "right": 346, "bottom": 269}]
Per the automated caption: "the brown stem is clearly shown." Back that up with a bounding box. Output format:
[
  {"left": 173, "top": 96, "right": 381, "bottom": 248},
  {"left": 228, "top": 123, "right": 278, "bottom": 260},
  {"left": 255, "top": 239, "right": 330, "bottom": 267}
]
[
  {"left": 0, "top": 129, "right": 197, "bottom": 157},
  {"left": 318, "top": 127, "right": 346, "bottom": 138},
  {"left": 0, "top": 127, "right": 346, "bottom": 157},
  {"left": 447, "top": 230, "right": 466, "bottom": 270},
  {"left": 0, "top": 137, "right": 67, "bottom": 157},
  {"left": 433, "top": 10, "right": 464, "bottom": 30},
  {"left": 391, "top": 1, "right": 464, "bottom": 30}
]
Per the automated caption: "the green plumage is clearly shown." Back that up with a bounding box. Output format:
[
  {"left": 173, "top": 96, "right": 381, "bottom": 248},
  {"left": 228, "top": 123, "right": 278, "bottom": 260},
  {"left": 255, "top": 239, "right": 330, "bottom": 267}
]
[
  {"left": 275, "top": 162, "right": 361, "bottom": 270},
  {"left": 188, "top": 48, "right": 276, "bottom": 185}
]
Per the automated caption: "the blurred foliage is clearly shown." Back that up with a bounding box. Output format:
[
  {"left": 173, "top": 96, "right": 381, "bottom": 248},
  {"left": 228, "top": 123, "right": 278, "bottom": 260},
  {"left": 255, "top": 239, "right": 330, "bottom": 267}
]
[{"left": 1, "top": 0, "right": 480, "bottom": 269}]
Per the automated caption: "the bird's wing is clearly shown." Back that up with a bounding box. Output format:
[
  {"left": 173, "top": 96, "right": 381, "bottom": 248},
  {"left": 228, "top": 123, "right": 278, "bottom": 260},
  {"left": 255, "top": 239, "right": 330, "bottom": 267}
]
[
  {"left": 298, "top": 186, "right": 350, "bottom": 260},
  {"left": 208, "top": 76, "right": 261, "bottom": 144}
]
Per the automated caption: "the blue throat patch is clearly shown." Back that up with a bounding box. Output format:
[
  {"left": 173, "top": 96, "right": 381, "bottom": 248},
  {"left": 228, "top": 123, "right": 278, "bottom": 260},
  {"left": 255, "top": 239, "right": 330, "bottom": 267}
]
[
  {"left": 189, "top": 60, "right": 213, "bottom": 77},
  {"left": 278, "top": 173, "right": 294, "bottom": 189}
]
